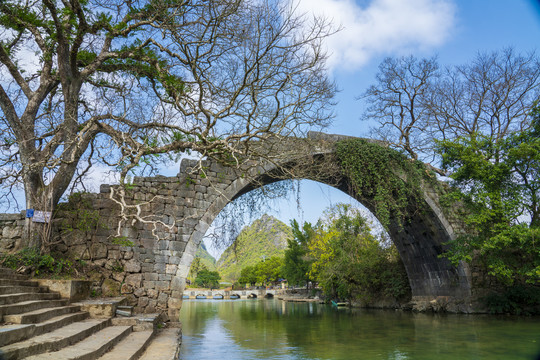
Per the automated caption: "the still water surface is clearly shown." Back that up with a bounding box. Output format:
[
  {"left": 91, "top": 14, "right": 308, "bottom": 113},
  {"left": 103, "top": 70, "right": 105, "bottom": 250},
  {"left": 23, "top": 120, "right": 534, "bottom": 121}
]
[{"left": 178, "top": 299, "right": 540, "bottom": 360}]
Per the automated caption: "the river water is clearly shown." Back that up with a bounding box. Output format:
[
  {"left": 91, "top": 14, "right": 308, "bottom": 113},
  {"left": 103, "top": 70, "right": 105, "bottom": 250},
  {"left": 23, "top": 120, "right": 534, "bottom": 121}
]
[{"left": 178, "top": 299, "right": 540, "bottom": 360}]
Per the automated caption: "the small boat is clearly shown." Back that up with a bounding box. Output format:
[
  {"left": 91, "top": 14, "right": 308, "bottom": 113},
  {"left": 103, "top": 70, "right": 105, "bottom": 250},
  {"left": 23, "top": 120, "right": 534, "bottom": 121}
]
[{"left": 331, "top": 300, "right": 347, "bottom": 307}]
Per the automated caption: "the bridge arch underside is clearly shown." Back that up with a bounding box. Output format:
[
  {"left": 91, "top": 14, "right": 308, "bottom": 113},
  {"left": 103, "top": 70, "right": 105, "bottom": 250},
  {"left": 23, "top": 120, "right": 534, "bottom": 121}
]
[{"left": 180, "top": 155, "right": 472, "bottom": 312}]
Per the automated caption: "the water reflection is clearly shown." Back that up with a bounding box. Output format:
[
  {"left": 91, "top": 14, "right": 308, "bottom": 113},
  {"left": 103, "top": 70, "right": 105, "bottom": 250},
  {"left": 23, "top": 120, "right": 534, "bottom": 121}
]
[{"left": 179, "top": 299, "right": 540, "bottom": 360}]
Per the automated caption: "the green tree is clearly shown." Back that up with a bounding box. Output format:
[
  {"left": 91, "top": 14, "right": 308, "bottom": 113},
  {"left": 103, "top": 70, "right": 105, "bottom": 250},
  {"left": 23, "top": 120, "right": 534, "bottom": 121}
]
[
  {"left": 308, "top": 204, "right": 410, "bottom": 301},
  {"left": 194, "top": 268, "right": 221, "bottom": 289},
  {"left": 437, "top": 103, "right": 540, "bottom": 284},
  {"left": 188, "top": 257, "right": 206, "bottom": 283},
  {"left": 282, "top": 220, "right": 314, "bottom": 287},
  {"left": 0, "top": 0, "right": 336, "bottom": 251},
  {"left": 238, "top": 265, "right": 258, "bottom": 287},
  {"left": 255, "top": 256, "right": 283, "bottom": 286}
]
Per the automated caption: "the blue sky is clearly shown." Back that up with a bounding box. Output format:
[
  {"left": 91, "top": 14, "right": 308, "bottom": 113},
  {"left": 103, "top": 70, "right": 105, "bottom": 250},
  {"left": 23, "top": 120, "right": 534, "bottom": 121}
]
[{"left": 204, "top": 0, "right": 540, "bottom": 257}]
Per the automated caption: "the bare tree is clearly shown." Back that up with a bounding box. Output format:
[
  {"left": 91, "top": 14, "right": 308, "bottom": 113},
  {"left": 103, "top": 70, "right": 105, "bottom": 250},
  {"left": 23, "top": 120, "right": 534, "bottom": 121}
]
[
  {"left": 361, "top": 56, "right": 439, "bottom": 161},
  {"left": 362, "top": 49, "right": 540, "bottom": 165},
  {"left": 429, "top": 48, "right": 540, "bottom": 151},
  {"left": 0, "top": 0, "right": 337, "bottom": 250}
]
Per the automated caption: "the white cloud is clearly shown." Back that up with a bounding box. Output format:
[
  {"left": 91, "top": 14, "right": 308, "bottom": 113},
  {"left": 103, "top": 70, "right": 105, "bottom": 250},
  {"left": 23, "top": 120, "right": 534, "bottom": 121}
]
[{"left": 295, "top": 0, "right": 456, "bottom": 70}]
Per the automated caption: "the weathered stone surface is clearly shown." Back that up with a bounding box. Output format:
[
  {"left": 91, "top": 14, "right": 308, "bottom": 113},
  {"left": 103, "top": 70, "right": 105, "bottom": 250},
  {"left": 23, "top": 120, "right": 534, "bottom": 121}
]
[
  {"left": 125, "top": 259, "right": 142, "bottom": 273},
  {"left": 2, "top": 226, "right": 21, "bottom": 239},
  {"left": 157, "top": 292, "right": 169, "bottom": 307},
  {"left": 134, "top": 287, "right": 146, "bottom": 297},
  {"left": 121, "top": 283, "right": 133, "bottom": 294},
  {"left": 125, "top": 273, "right": 143, "bottom": 288},
  {"left": 147, "top": 289, "right": 159, "bottom": 299},
  {"left": 90, "top": 243, "right": 108, "bottom": 259},
  {"left": 165, "top": 264, "right": 176, "bottom": 275},
  {"left": 101, "top": 278, "right": 121, "bottom": 297}
]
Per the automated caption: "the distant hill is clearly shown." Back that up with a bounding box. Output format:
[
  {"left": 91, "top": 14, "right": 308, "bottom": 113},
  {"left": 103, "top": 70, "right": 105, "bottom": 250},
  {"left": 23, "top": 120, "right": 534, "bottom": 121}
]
[
  {"left": 216, "top": 214, "right": 292, "bottom": 282},
  {"left": 195, "top": 242, "right": 217, "bottom": 271}
]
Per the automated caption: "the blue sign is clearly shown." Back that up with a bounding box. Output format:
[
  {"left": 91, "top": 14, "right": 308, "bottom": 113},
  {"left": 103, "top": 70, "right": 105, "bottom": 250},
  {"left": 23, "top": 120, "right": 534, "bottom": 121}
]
[{"left": 26, "top": 209, "right": 34, "bottom": 218}]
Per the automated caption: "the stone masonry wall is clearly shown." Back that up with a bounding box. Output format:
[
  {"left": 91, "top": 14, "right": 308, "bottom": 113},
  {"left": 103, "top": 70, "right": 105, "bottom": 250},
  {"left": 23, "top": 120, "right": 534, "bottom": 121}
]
[
  {"left": 48, "top": 159, "right": 241, "bottom": 320},
  {"left": 0, "top": 213, "right": 24, "bottom": 253}
]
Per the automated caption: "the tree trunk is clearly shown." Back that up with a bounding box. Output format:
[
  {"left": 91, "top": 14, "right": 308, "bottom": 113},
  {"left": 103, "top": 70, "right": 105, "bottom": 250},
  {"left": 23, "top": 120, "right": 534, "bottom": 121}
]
[{"left": 16, "top": 177, "right": 55, "bottom": 253}]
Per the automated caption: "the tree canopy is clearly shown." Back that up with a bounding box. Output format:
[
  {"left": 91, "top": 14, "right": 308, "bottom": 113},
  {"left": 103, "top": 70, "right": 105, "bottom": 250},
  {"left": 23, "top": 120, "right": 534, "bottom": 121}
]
[{"left": 0, "top": 0, "right": 336, "bottom": 250}]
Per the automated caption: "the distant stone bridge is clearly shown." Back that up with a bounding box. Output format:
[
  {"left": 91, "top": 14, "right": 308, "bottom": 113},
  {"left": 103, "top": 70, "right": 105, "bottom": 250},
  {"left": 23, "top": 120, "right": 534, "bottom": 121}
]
[
  {"left": 19, "top": 132, "right": 476, "bottom": 320},
  {"left": 184, "top": 288, "right": 278, "bottom": 299}
]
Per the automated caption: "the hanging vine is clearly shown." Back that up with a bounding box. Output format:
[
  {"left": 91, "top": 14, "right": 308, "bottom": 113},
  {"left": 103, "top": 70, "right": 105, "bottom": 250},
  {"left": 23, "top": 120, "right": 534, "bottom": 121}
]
[{"left": 335, "top": 139, "right": 437, "bottom": 229}]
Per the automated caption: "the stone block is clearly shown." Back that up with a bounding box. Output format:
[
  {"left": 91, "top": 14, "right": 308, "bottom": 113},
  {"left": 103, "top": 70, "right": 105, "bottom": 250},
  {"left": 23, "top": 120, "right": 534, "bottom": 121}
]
[
  {"left": 101, "top": 278, "right": 121, "bottom": 297},
  {"left": 134, "top": 287, "right": 146, "bottom": 297},
  {"left": 168, "top": 297, "right": 182, "bottom": 309},
  {"left": 138, "top": 296, "right": 149, "bottom": 307},
  {"left": 169, "top": 241, "right": 186, "bottom": 252},
  {"left": 121, "top": 283, "right": 133, "bottom": 294},
  {"left": 144, "top": 273, "right": 159, "bottom": 281},
  {"left": 90, "top": 243, "right": 108, "bottom": 260},
  {"left": 69, "top": 245, "right": 90, "bottom": 260},
  {"left": 154, "top": 263, "right": 166, "bottom": 273},
  {"left": 165, "top": 264, "right": 177, "bottom": 275},
  {"left": 157, "top": 292, "right": 169, "bottom": 306},
  {"left": 2, "top": 226, "right": 21, "bottom": 239},
  {"left": 143, "top": 280, "right": 156, "bottom": 289},
  {"left": 108, "top": 249, "right": 122, "bottom": 260},
  {"left": 112, "top": 272, "right": 125, "bottom": 283},
  {"left": 35, "top": 279, "right": 92, "bottom": 301},
  {"left": 125, "top": 273, "right": 143, "bottom": 287},
  {"left": 158, "top": 274, "right": 172, "bottom": 281},
  {"left": 148, "top": 289, "right": 159, "bottom": 299},
  {"left": 125, "top": 259, "right": 141, "bottom": 273},
  {"left": 141, "top": 264, "right": 154, "bottom": 273},
  {"left": 156, "top": 281, "right": 170, "bottom": 291}
]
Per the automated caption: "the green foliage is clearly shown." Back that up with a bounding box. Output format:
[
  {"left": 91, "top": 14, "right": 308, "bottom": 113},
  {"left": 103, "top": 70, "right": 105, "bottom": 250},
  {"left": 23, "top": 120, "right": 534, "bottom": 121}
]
[
  {"left": 0, "top": 248, "right": 73, "bottom": 276},
  {"left": 335, "top": 139, "right": 434, "bottom": 228},
  {"left": 482, "top": 284, "right": 540, "bottom": 315},
  {"left": 282, "top": 220, "right": 314, "bottom": 286},
  {"left": 238, "top": 265, "right": 258, "bottom": 286},
  {"left": 188, "top": 257, "right": 206, "bottom": 283},
  {"left": 307, "top": 204, "right": 410, "bottom": 302},
  {"left": 255, "top": 256, "right": 284, "bottom": 285},
  {"left": 194, "top": 268, "right": 221, "bottom": 289},
  {"left": 437, "top": 113, "right": 540, "bottom": 284},
  {"left": 237, "top": 256, "right": 284, "bottom": 286},
  {"left": 111, "top": 236, "right": 135, "bottom": 247}
]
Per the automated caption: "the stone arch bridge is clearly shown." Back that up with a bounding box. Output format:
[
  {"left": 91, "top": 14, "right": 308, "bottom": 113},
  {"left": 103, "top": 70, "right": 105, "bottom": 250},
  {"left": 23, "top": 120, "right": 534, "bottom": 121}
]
[{"left": 44, "top": 132, "right": 474, "bottom": 320}]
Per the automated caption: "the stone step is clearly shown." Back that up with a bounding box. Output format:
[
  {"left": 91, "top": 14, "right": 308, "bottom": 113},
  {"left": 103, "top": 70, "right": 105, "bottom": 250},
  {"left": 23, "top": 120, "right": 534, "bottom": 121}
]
[
  {"left": 0, "top": 285, "right": 49, "bottom": 295},
  {"left": 139, "top": 328, "right": 181, "bottom": 360},
  {"left": 24, "top": 325, "right": 133, "bottom": 360},
  {"left": 0, "top": 299, "right": 69, "bottom": 319},
  {"left": 0, "top": 278, "right": 40, "bottom": 287},
  {"left": 0, "top": 318, "right": 111, "bottom": 360},
  {"left": 98, "top": 329, "right": 154, "bottom": 360},
  {"left": 0, "top": 291, "right": 60, "bottom": 305},
  {"left": 0, "top": 311, "right": 89, "bottom": 347},
  {"left": 0, "top": 271, "right": 30, "bottom": 280},
  {"left": 3, "top": 304, "right": 81, "bottom": 324}
]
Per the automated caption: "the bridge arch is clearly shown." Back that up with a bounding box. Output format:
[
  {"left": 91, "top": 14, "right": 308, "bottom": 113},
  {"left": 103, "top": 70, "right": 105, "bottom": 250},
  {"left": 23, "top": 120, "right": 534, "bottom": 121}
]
[{"left": 174, "top": 134, "right": 472, "bottom": 317}]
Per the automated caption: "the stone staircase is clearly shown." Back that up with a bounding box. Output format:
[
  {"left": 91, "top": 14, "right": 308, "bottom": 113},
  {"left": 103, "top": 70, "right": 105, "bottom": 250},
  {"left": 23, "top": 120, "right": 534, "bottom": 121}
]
[{"left": 0, "top": 267, "right": 179, "bottom": 359}]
